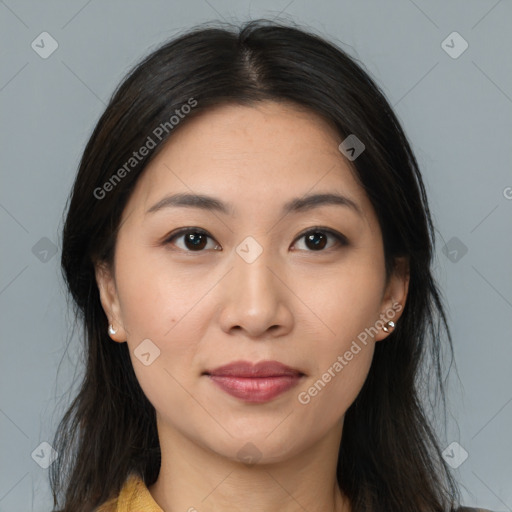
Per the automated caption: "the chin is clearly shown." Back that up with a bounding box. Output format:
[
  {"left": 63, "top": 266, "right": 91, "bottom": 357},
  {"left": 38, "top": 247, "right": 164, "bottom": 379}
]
[{"left": 199, "top": 428, "right": 308, "bottom": 466}]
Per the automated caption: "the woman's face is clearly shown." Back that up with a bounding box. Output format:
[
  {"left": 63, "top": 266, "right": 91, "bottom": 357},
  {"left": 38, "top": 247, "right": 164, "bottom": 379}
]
[{"left": 96, "top": 101, "right": 408, "bottom": 463}]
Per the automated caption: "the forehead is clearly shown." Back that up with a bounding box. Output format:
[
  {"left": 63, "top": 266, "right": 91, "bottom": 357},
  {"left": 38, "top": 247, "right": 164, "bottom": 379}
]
[
  {"left": 165, "top": 101, "right": 344, "bottom": 164},
  {"left": 122, "top": 101, "right": 375, "bottom": 228}
]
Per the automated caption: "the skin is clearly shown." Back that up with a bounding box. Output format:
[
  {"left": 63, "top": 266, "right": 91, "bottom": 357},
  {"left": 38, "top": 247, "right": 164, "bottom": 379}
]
[{"left": 95, "top": 101, "right": 409, "bottom": 512}]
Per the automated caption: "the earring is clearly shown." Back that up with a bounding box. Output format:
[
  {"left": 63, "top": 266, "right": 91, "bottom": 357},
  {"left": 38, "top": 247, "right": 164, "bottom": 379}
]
[
  {"left": 108, "top": 324, "right": 117, "bottom": 335},
  {"left": 382, "top": 321, "right": 395, "bottom": 333}
]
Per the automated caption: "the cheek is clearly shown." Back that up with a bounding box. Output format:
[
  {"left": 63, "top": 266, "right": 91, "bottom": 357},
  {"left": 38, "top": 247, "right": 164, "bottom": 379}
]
[
  {"left": 291, "top": 321, "right": 375, "bottom": 452},
  {"left": 115, "top": 241, "right": 211, "bottom": 340},
  {"left": 291, "top": 257, "right": 383, "bottom": 417},
  {"left": 292, "top": 255, "right": 385, "bottom": 340},
  {"left": 296, "top": 307, "right": 376, "bottom": 431},
  {"left": 113, "top": 246, "right": 213, "bottom": 411}
]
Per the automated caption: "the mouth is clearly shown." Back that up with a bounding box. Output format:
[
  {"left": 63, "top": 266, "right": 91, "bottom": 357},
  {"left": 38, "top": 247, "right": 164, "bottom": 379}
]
[
  {"left": 205, "top": 360, "right": 305, "bottom": 378},
  {"left": 203, "top": 360, "right": 305, "bottom": 403}
]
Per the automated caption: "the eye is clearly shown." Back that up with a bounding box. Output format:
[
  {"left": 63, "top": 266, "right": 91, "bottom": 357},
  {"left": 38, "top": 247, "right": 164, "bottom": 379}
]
[
  {"left": 291, "top": 227, "right": 348, "bottom": 252},
  {"left": 163, "top": 226, "right": 348, "bottom": 253},
  {"left": 163, "top": 228, "right": 221, "bottom": 252}
]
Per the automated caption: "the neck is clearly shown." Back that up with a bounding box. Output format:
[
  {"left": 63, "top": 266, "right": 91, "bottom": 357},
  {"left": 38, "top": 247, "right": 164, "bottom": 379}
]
[{"left": 148, "top": 416, "right": 351, "bottom": 512}]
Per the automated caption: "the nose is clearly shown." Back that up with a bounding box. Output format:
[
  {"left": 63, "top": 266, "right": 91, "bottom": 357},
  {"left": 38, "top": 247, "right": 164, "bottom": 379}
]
[{"left": 217, "top": 246, "right": 294, "bottom": 339}]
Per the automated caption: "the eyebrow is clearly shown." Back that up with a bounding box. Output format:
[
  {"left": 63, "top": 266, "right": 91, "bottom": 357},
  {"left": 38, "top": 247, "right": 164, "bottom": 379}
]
[{"left": 146, "top": 192, "right": 363, "bottom": 218}]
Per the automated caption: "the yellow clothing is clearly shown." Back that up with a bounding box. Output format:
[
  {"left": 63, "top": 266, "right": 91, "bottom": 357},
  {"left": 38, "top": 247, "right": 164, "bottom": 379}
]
[
  {"left": 95, "top": 474, "right": 494, "bottom": 512},
  {"left": 96, "top": 473, "right": 163, "bottom": 512}
]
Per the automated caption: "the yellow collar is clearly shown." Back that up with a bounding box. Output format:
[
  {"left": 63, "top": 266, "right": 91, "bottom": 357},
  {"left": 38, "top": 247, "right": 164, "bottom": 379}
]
[{"left": 96, "top": 473, "right": 163, "bottom": 512}]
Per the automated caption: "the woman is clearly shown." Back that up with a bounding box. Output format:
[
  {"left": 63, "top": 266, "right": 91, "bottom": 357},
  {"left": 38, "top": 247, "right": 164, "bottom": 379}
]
[{"left": 50, "top": 19, "right": 492, "bottom": 512}]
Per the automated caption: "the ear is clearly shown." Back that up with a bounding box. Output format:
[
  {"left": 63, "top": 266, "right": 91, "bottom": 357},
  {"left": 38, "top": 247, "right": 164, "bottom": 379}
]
[
  {"left": 374, "top": 256, "right": 410, "bottom": 342},
  {"left": 94, "top": 262, "right": 127, "bottom": 343}
]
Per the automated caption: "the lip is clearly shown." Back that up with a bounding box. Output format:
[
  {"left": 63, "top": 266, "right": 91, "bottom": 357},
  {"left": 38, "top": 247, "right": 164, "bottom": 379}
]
[
  {"left": 206, "top": 360, "right": 304, "bottom": 378},
  {"left": 204, "top": 360, "right": 305, "bottom": 403}
]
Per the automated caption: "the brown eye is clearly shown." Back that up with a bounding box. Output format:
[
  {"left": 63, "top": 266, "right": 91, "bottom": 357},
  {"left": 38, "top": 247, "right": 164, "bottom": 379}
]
[
  {"left": 292, "top": 228, "right": 348, "bottom": 252},
  {"left": 182, "top": 232, "right": 208, "bottom": 250},
  {"left": 305, "top": 231, "right": 328, "bottom": 250},
  {"left": 164, "top": 228, "right": 220, "bottom": 252}
]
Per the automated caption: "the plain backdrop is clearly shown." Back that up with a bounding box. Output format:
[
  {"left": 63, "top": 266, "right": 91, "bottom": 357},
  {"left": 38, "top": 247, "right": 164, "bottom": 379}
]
[{"left": 0, "top": 1, "right": 511, "bottom": 510}]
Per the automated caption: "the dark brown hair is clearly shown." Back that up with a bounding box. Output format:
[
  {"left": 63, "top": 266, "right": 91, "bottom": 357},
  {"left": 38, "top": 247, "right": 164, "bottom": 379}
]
[{"left": 51, "top": 18, "right": 462, "bottom": 512}]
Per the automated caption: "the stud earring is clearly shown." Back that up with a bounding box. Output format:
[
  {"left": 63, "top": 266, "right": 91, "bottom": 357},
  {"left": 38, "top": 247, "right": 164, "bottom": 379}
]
[
  {"left": 382, "top": 321, "right": 395, "bottom": 333},
  {"left": 108, "top": 324, "right": 117, "bottom": 335}
]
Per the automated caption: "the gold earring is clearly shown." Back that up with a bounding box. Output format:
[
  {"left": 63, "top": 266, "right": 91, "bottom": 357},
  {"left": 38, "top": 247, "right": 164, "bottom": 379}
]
[{"left": 382, "top": 321, "right": 395, "bottom": 333}]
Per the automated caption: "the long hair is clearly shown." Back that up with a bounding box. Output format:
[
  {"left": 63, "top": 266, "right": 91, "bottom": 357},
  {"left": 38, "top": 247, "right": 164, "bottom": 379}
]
[{"left": 51, "top": 18, "right": 461, "bottom": 512}]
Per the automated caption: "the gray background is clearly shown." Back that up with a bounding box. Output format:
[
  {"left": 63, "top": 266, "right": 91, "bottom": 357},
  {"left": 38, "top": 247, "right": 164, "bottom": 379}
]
[{"left": 1, "top": 0, "right": 511, "bottom": 510}]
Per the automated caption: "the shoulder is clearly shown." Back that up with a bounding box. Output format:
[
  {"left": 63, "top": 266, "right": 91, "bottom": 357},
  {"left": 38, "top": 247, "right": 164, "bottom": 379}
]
[
  {"left": 95, "top": 492, "right": 120, "bottom": 512},
  {"left": 95, "top": 472, "right": 163, "bottom": 512},
  {"left": 95, "top": 496, "right": 117, "bottom": 512}
]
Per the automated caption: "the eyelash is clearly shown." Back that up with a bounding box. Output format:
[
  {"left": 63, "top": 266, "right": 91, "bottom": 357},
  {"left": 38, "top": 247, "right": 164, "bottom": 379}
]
[{"left": 163, "top": 226, "right": 348, "bottom": 253}]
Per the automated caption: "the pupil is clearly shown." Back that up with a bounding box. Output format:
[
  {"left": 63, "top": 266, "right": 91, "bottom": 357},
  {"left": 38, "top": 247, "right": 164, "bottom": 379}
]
[
  {"left": 186, "top": 232, "right": 207, "bottom": 250},
  {"left": 306, "top": 232, "right": 326, "bottom": 250}
]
